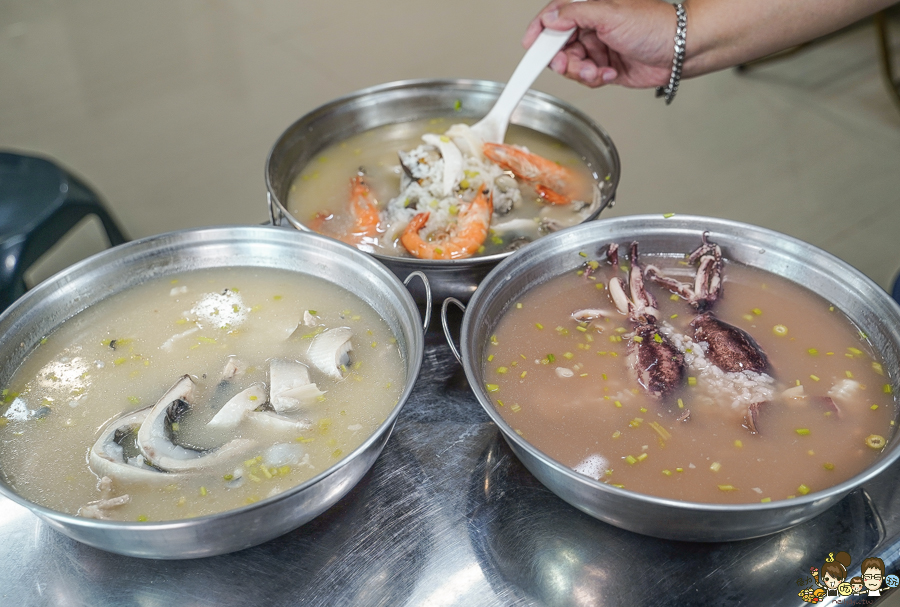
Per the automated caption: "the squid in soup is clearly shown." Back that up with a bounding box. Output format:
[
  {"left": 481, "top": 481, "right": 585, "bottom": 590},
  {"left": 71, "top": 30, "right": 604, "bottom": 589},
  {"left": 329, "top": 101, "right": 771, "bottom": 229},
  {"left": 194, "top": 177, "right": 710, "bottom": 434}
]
[{"left": 483, "top": 235, "right": 896, "bottom": 504}]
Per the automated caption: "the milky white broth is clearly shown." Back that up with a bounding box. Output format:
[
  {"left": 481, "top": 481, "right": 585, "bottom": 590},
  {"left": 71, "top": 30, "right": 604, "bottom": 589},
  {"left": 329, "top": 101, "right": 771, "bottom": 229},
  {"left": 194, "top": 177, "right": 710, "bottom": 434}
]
[
  {"left": 0, "top": 267, "right": 405, "bottom": 521},
  {"left": 484, "top": 255, "right": 896, "bottom": 504},
  {"left": 286, "top": 118, "right": 602, "bottom": 258}
]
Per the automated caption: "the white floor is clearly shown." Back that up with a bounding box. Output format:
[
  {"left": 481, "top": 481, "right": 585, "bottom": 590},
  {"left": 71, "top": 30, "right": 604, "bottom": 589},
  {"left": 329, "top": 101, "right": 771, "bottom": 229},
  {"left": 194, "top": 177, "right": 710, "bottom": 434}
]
[{"left": 2, "top": 0, "right": 900, "bottom": 291}]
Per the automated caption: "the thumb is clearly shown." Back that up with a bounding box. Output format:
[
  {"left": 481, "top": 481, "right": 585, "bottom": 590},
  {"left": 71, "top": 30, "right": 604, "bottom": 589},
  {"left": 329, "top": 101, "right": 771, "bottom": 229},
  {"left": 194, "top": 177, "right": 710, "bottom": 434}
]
[{"left": 542, "top": 0, "right": 618, "bottom": 33}]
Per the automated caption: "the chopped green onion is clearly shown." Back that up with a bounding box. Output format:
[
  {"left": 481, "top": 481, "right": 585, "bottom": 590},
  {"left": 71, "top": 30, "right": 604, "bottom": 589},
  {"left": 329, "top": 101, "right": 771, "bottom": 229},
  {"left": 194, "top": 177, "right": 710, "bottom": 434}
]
[
  {"left": 866, "top": 434, "right": 886, "bottom": 449},
  {"left": 650, "top": 422, "right": 671, "bottom": 441}
]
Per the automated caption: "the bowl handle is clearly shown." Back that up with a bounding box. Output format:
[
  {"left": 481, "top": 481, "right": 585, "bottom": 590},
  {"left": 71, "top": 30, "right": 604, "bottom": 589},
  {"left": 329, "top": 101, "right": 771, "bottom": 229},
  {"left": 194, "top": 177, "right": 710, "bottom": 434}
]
[
  {"left": 441, "top": 297, "right": 466, "bottom": 363},
  {"left": 267, "top": 191, "right": 305, "bottom": 230},
  {"left": 403, "top": 271, "right": 432, "bottom": 331}
]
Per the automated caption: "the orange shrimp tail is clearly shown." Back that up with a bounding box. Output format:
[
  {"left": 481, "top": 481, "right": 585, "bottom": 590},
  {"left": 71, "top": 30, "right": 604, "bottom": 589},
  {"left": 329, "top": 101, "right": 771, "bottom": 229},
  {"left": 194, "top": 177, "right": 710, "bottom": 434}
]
[
  {"left": 483, "top": 142, "right": 591, "bottom": 203},
  {"left": 400, "top": 212, "right": 432, "bottom": 258},
  {"left": 536, "top": 185, "right": 571, "bottom": 205},
  {"left": 341, "top": 174, "right": 381, "bottom": 246},
  {"left": 308, "top": 211, "right": 332, "bottom": 233}
]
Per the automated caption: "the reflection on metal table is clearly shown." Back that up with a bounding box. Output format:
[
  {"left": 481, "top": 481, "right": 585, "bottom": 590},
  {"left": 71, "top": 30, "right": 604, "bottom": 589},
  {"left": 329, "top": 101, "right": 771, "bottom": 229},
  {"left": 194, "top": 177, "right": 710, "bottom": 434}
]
[{"left": 2, "top": 338, "right": 899, "bottom": 606}]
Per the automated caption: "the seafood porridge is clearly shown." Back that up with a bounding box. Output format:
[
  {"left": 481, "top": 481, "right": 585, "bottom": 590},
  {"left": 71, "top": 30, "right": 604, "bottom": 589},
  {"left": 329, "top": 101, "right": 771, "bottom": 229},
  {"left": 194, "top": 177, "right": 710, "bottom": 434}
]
[
  {"left": 484, "top": 237, "right": 896, "bottom": 504},
  {"left": 287, "top": 118, "right": 604, "bottom": 259},
  {"left": 0, "top": 267, "right": 405, "bottom": 521}
]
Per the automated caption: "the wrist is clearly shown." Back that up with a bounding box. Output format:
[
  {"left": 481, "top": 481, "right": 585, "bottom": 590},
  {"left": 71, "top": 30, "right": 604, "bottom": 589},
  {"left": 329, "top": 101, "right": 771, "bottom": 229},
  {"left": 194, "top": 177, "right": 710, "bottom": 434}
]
[{"left": 655, "top": 3, "right": 687, "bottom": 104}]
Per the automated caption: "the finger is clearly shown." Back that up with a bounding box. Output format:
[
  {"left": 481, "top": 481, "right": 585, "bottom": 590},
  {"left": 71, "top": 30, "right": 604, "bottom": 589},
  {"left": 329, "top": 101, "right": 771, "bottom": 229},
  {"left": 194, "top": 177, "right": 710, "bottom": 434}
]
[
  {"left": 523, "top": 0, "right": 576, "bottom": 47},
  {"left": 568, "top": 39, "right": 587, "bottom": 61},
  {"left": 564, "top": 56, "right": 616, "bottom": 88},
  {"left": 549, "top": 40, "right": 586, "bottom": 74},
  {"left": 549, "top": 51, "right": 568, "bottom": 74},
  {"left": 522, "top": 18, "right": 544, "bottom": 48},
  {"left": 578, "top": 30, "right": 610, "bottom": 68},
  {"left": 543, "top": 0, "right": 615, "bottom": 32}
]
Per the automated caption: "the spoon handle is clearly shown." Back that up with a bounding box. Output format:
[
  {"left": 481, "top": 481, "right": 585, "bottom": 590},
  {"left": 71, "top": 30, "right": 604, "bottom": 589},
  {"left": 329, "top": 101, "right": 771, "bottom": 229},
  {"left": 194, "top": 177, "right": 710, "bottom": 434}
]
[{"left": 473, "top": 1, "right": 583, "bottom": 143}]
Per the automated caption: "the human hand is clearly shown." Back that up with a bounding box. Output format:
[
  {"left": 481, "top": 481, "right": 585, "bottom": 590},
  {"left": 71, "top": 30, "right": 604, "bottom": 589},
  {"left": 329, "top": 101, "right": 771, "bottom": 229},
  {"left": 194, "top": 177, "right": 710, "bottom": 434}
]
[{"left": 522, "top": 0, "right": 681, "bottom": 89}]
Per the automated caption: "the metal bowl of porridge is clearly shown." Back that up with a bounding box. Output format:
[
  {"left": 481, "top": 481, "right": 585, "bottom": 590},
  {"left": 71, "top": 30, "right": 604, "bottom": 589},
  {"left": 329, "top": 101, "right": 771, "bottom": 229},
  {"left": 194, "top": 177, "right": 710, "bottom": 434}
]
[
  {"left": 265, "top": 78, "right": 620, "bottom": 304},
  {"left": 0, "top": 225, "right": 426, "bottom": 558},
  {"left": 443, "top": 214, "right": 900, "bottom": 541}
]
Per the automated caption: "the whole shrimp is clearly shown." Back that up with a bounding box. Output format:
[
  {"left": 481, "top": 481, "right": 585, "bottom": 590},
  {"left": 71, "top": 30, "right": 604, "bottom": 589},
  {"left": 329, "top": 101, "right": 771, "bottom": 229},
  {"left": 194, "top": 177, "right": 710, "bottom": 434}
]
[
  {"left": 309, "top": 173, "right": 381, "bottom": 248},
  {"left": 482, "top": 142, "right": 591, "bottom": 205},
  {"left": 400, "top": 186, "right": 493, "bottom": 260}
]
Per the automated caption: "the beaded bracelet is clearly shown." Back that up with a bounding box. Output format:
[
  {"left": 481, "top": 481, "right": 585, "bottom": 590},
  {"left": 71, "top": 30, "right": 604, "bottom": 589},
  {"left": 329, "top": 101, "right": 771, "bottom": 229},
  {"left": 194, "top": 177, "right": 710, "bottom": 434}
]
[{"left": 655, "top": 3, "right": 687, "bottom": 105}]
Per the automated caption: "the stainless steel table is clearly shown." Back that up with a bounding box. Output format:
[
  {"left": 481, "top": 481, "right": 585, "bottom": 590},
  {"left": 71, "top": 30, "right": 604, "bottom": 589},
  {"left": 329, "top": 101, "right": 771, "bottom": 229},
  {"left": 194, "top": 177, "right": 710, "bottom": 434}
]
[{"left": 3, "top": 336, "right": 900, "bottom": 606}]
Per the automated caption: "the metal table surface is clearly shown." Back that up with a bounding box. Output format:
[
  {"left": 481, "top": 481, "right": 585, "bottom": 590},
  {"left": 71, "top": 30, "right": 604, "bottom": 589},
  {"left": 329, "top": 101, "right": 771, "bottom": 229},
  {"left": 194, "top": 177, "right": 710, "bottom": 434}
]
[{"left": 2, "top": 335, "right": 900, "bottom": 607}]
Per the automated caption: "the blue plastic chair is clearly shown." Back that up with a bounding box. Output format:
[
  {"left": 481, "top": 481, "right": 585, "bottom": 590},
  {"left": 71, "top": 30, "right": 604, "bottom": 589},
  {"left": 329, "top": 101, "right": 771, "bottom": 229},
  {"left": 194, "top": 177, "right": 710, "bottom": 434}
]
[{"left": 0, "top": 152, "right": 128, "bottom": 311}]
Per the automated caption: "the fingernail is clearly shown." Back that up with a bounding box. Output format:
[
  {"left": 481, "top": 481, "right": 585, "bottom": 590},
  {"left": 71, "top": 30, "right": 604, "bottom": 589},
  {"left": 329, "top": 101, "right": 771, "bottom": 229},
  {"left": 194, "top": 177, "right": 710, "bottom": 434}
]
[
  {"left": 580, "top": 66, "right": 596, "bottom": 81},
  {"left": 550, "top": 56, "right": 564, "bottom": 74},
  {"left": 543, "top": 9, "right": 558, "bottom": 23},
  {"left": 602, "top": 70, "right": 616, "bottom": 83}
]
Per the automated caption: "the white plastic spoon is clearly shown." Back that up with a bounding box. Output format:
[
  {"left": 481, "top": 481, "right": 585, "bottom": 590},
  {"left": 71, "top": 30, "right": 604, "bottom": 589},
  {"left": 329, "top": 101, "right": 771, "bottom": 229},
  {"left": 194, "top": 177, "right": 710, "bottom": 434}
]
[{"left": 470, "top": 0, "right": 584, "bottom": 144}]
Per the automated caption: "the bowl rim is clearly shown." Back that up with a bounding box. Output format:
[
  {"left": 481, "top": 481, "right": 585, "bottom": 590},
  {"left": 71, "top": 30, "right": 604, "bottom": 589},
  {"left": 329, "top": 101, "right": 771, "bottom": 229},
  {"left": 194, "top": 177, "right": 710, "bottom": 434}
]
[
  {"left": 264, "top": 77, "right": 621, "bottom": 266},
  {"left": 0, "top": 224, "right": 425, "bottom": 531},
  {"left": 461, "top": 213, "right": 900, "bottom": 514}
]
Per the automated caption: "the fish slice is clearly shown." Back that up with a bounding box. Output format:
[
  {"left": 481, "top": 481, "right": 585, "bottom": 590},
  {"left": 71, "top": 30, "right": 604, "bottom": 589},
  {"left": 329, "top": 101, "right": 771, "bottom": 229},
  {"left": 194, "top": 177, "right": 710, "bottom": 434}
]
[{"left": 470, "top": 0, "right": 584, "bottom": 144}]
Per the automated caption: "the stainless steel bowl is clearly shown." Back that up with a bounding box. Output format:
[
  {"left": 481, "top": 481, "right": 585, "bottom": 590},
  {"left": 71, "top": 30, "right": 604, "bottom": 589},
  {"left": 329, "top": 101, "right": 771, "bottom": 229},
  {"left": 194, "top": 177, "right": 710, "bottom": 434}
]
[
  {"left": 445, "top": 214, "right": 900, "bottom": 542},
  {"left": 0, "top": 225, "right": 425, "bottom": 558},
  {"left": 265, "top": 78, "right": 620, "bottom": 304}
]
